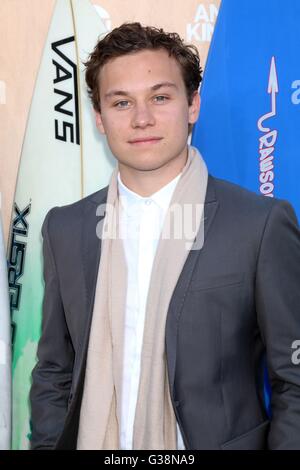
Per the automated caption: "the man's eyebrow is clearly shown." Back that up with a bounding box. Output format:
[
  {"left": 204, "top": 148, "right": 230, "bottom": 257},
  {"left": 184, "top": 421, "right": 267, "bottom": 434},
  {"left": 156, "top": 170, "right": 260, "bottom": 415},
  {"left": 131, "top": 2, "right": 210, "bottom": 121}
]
[
  {"left": 151, "top": 81, "right": 178, "bottom": 91},
  {"left": 104, "top": 90, "right": 128, "bottom": 99},
  {"left": 104, "top": 82, "right": 178, "bottom": 99}
]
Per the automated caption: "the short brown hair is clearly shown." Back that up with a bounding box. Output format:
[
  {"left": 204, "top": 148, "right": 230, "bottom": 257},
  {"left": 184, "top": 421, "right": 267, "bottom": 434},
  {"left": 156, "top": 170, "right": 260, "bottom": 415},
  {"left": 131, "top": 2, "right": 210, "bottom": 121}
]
[{"left": 85, "top": 22, "right": 202, "bottom": 112}]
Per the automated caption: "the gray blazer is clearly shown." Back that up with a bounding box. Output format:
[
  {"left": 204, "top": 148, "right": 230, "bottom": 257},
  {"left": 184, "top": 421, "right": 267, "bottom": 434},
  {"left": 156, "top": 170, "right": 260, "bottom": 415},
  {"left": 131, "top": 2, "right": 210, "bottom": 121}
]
[{"left": 30, "top": 175, "right": 300, "bottom": 449}]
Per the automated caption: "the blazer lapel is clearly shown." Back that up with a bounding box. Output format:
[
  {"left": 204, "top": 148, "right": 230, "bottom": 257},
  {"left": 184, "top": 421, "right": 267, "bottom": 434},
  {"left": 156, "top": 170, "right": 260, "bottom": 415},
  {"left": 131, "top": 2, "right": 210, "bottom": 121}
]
[
  {"left": 165, "top": 175, "right": 219, "bottom": 397},
  {"left": 74, "top": 188, "right": 108, "bottom": 388},
  {"left": 56, "top": 187, "right": 108, "bottom": 449}
]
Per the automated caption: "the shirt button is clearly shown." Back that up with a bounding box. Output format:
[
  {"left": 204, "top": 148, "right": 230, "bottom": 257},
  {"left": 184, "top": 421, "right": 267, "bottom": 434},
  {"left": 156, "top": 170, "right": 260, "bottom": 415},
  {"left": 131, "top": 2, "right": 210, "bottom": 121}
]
[{"left": 145, "top": 199, "right": 152, "bottom": 205}]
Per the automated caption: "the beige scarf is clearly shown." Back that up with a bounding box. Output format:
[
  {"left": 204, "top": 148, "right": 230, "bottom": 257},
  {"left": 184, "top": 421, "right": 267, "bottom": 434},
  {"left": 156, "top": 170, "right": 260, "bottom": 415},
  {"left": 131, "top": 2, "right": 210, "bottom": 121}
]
[{"left": 77, "top": 146, "right": 208, "bottom": 449}]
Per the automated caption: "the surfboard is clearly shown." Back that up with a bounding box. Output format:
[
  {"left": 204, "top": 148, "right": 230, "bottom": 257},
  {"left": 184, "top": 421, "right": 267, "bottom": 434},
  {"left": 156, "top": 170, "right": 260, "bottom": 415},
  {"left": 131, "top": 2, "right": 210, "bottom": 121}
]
[
  {"left": 0, "top": 211, "right": 11, "bottom": 450},
  {"left": 7, "top": 0, "right": 114, "bottom": 449}
]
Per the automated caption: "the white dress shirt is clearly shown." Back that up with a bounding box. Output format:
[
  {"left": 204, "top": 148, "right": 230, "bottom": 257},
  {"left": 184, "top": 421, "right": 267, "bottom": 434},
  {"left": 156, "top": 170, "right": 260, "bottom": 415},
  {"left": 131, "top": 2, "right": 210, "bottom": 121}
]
[{"left": 118, "top": 171, "right": 185, "bottom": 450}]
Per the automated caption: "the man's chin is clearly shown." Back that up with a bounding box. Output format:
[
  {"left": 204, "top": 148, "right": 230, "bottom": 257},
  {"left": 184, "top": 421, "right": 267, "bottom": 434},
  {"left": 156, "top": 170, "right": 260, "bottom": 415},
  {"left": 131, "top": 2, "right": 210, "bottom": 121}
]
[
  {"left": 126, "top": 161, "right": 172, "bottom": 173},
  {"left": 118, "top": 158, "right": 168, "bottom": 173}
]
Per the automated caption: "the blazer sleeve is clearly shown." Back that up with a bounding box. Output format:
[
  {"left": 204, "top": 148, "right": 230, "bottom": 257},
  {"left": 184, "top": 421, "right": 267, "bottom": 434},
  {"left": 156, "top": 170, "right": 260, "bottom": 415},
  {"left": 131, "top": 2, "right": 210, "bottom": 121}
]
[
  {"left": 29, "top": 208, "right": 75, "bottom": 449},
  {"left": 255, "top": 200, "right": 300, "bottom": 449}
]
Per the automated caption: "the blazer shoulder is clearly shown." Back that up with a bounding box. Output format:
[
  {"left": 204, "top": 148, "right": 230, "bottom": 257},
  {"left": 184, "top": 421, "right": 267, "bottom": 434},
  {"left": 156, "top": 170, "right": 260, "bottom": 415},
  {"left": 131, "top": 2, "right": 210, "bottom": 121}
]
[
  {"left": 208, "top": 174, "right": 298, "bottom": 226},
  {"left": 41, "top": 185, "right": 109, "bottom": 236},
  {"left": 209, "top": 174, "right": 279, "bottom": 210}
]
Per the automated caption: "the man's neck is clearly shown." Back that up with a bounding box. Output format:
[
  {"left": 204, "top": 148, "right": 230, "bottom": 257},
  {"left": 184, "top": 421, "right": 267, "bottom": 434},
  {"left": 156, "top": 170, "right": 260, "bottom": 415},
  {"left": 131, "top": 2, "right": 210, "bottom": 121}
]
[{"left": 118, "top": 147, "right": 188, "bottom": 197}]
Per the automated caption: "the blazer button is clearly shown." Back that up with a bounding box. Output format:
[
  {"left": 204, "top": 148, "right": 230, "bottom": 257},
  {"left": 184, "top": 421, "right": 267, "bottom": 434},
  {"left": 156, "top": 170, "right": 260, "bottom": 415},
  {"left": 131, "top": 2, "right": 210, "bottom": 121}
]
[{"left": 174, "top": 400, "right": 180, "bottom": 407}]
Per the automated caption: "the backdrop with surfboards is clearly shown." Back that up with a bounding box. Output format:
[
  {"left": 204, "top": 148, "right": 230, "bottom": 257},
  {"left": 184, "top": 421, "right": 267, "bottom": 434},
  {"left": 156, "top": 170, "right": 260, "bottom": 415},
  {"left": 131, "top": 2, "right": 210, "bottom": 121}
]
[
  {"left": 7, "top": 0, "right": 114, "bottom": 449},
  {"left": 192, "top": 0, "right": 300, "bottom": 219}
]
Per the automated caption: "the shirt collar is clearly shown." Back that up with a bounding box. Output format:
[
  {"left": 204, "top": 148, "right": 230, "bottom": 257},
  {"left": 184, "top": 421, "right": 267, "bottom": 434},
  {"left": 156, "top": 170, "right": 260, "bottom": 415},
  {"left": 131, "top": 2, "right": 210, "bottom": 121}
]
[{"left": 117, "top": 171, "right": 181, "bottom": 216}]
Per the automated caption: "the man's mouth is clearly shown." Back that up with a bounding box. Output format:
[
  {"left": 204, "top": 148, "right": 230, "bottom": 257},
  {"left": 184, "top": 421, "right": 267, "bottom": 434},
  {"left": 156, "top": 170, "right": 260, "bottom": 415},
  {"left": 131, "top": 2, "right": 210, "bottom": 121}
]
[{"left": 128, "top": 137, "right": 163, "bottom": 145}]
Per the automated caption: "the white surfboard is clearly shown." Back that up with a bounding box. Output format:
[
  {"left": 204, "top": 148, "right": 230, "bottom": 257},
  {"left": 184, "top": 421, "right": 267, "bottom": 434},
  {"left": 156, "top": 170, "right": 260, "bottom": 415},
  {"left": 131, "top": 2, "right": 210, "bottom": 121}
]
[
  {"left": 0, "top": 211, "right": 11, "bottom": 450},
  {"left": 7, "top": 0, "right": 114, "bottom": 449}
]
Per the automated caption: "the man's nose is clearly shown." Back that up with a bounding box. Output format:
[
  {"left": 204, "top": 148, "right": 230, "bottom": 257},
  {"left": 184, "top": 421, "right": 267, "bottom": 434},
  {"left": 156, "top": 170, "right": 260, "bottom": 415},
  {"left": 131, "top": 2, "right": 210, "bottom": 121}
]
[{"left": 131, "top": 103, "right": 155, "bottom": 128}]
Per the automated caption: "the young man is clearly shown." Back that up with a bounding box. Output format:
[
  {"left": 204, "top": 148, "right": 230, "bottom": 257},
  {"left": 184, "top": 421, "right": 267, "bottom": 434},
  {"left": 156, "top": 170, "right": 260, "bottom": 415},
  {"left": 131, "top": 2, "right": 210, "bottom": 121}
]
[{"left": 30, "top": 23, "right": 300, "bottom": 450}]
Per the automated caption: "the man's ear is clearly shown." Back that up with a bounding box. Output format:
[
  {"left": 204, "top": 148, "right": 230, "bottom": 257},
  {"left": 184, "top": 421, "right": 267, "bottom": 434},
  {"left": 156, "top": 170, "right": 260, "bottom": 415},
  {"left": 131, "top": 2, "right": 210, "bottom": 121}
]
[
  {"left": 188, "top": 91, "right": 201, "bottom": 125},
  {"left": 95, "top": 109, "right": 105, "bottom": 134}
]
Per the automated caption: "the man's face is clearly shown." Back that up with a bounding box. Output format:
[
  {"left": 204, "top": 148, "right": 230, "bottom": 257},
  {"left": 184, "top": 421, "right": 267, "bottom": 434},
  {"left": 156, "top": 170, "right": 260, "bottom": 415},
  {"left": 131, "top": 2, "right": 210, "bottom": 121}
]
[{"left": 95, "top": 48, "right": 200, "bottom": 173}]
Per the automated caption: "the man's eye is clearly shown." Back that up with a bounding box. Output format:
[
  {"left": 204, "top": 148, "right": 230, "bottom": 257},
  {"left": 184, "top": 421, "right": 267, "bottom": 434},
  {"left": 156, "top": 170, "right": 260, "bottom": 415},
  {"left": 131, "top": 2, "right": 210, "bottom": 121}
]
[
  {"left": 154, "top": 95, "right": 168, "bottom": 103},
  {"left": 115, "top": 100, "right": 130, "bottom": 108}
]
